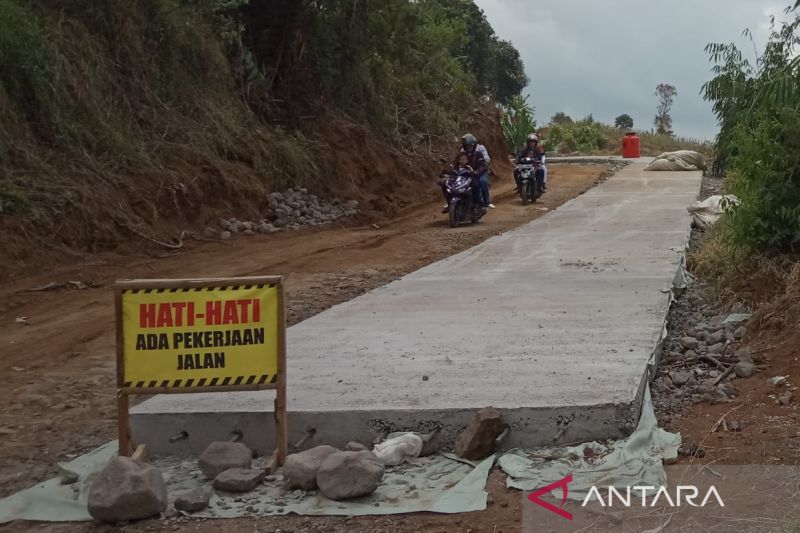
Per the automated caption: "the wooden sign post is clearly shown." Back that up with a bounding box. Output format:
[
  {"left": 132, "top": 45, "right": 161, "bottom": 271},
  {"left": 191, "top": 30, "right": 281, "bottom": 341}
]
[{"left": 114, "top": 276, "right": 288, "bottom": 469}]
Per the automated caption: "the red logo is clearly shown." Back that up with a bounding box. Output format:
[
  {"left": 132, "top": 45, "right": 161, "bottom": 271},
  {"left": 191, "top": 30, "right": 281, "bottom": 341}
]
[{"left": 528, "top": 474, "right": 574, "bottom": 521}]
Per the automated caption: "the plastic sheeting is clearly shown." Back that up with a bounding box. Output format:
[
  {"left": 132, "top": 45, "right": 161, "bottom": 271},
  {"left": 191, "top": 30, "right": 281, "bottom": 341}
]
[
  {"left": 645, "top": 151, "right": 708, "bottom": 172},
  {"left": 498, "top": 386, "right": 680, "bottom": 500},
  {"left": 0, "top": 442, "right": 493, "bottom": 523}
]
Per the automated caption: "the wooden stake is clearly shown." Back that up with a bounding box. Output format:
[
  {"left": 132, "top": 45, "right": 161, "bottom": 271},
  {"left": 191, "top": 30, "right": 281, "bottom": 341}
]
[
  {"left": 274, "top": 281, "right": 289, "bottom": 466},
  {"left": 118, "top": 393, "right": 131, "bottom": 457}
]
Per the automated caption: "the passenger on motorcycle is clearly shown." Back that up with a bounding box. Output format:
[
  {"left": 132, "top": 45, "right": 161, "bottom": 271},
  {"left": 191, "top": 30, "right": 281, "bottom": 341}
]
[
  {"left": 515, "top": 134, "right": 547, "bottom": 191},
  {"left": 440, "top": 139, "right": 486, "bottom": 213}
]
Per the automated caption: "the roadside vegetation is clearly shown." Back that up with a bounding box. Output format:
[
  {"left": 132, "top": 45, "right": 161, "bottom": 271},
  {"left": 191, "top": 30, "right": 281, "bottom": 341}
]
[
  {"left": 539, "top": 115, "right": 711, "bottom": 156},
  {"left": 0, "top": 0, "right": 527, "bottom": 264},
  {"left": 690, "top": 0, "right": 800, "bottom": 339}
]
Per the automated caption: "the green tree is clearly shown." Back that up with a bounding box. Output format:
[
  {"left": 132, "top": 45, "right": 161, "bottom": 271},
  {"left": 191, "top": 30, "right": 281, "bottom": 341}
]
[
  {"left": 614, "top": 114, "right": 634, "bottom": 129},
  {"left": 654, "top": 83, "right": 677, "bottom": 135},
  {"left": 550, "top": 112, "right": 573, "bottom": 125}
]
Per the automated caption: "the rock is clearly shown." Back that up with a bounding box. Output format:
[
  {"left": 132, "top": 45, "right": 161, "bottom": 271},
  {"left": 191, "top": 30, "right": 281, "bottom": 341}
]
[
  {"left": 680, "top": 337, "right": 699, "bottom": 350},
  {"left": 707, "top": 330, "right": 726, "bottom": 345},
  {"left": 198, "top": 441, "right": 253, "bottom": 479},
  {"left": 693, "top": 330, "right": 708, "bottom": 341},
  {"left": 454, "top": 406, "right": 506, "bottom": 460},
  {"left": 345, "top": 441, "right": 369, "bottom": 452},
  {"left": 88, "top": 457, "right": 167, "bottom": 523},
  {"left": 707, "top": 343, "right": 725, "bottom": 355},
  {"left": 723, "top": 313, "right": 751, "bottom": 325},
  {"left": 671, "top": 371, "right": 691, "bottom": 387},
  {"left": 204, "top": 227, "right": 218, "bottom": 238},
  {"left": 213, "top": 468, "right": 264, "bottom": 493},
  {"left": 316, "top": 451, "right": 384, "bottom": 501},
  {"left": 733, "top": 326, "right": 747, "bottom": 340},
  {"left": 734, "top": 361, "right": 756, "bottom": 378},
  {"left": 735, "top": 346, "right": 754, "bottom": 363},
  {"left": 241, "top": 221, "right": 254, "bottom": 231},
  {"left": 220, "top": 218, "right": 232, "bottom": 230},
  {"left": 779, "top": 391, "right": 793, "bottom": 406},
  {"left": 283, "top": 445, "right": 338, "bottom": 490},
  {"left": 173, "top": 486, "right": 212, "bottom": 513}
]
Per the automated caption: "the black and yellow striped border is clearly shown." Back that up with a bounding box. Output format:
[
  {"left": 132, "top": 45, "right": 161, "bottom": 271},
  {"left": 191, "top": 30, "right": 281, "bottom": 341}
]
[
  {"left": 123, "top": 374, "right": 277, "bottom": 389},
  {"left": 122, "top": 283, "right": 275, "bottom": 295}
]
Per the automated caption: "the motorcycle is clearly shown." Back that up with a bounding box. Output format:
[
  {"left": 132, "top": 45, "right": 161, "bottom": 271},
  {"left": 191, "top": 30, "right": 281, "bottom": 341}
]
[
  {"left": 442, "top": 170, "right": 484, "bottom": 228},
  {"left": 515, "top": 157, "right": 545, "bottom": 205}
]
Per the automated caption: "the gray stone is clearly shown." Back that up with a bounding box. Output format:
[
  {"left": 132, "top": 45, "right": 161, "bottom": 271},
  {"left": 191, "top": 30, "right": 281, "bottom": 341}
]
[
  {"left": 707, "top": 343, "right": 725, "bottom": 355},
  {"left": 671, "top": 371, "right": 691, "bottom": 387},
  {"left": 316, "top": 451, "right": 384, "bottom": 501},
  {"left": 680, "top": 337, "right": 699, "bottom": 350},
  {"left": 735, "top": 346, "right": 754, "bottom": 363},
  {"left": 198, "top": 441, "right": 252, "bottom": 479},
  {"left": 243, "top": 229, "right": 255, "bottom": 236},
  {"left": 219, "top": 230, "right": 232, "bottom": 240},
  {"left": 88, "top": 457, "right": 166, "bottom": 523},
  {"left": 779, "top": 391, "right": 793, "bottom": 405},
  {"left": 241, "top": 221, "right": 254, "bottom": 231},
  {"left": 734, "top": 326, "right": 747, "bottom": 340},
  {"left": 707, "top": 330, "right": 726, "bottom": 345},
  {"left": 283, "top": 445, "right": 338, "bottom": 490},
  {"left": 734, "top": 361, "right": 756, "bottom": 378},
  {"left": 213, "top": 468, "right": 264, "bottom": 493},
  {"left": 173, "top": 486, "right": 212, "bottom": 513},
  {"left": 220, "top": 218, "right": 232, "bottom": 230},
  {"left": 345, "top": 441, "right": 370, "bottom": 452},
  {"left": 454, "top": 406, "right": 506, "bottom": 460}
]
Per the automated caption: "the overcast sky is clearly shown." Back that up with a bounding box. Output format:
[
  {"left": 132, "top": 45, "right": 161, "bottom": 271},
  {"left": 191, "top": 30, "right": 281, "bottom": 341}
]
[{"left": 475, "top": 0, "right": 791, "bottom": 139}]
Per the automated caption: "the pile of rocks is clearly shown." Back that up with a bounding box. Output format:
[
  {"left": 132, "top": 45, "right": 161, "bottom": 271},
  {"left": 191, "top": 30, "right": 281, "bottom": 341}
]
[{"left": 212, "top": 188, "right": 359, "bottom": 239}]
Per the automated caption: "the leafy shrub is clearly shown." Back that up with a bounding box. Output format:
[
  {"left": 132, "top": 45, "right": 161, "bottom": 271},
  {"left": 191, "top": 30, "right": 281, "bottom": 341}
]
[
  {"left": 500, "top": 95, "right": 536, "bottom": 152},
  {"left": 725, "top": 109, "right": 800, "bottom": 252}
]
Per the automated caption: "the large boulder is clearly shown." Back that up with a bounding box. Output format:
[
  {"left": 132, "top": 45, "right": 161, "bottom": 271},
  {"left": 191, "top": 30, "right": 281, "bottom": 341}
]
[
  {"left": 213, "top": 468, "right": 264, "bottom": 493},
  {"left": 88, "top": 457, "right": 167, "bottom": 523},
  {"left": 198, "top": 441, "right": 252, "bottom": 479},
  {"left": 283, "top": 445, "right": 338, "bottom": 490},
  {"left": 173, "top": 486, "right": 212, "bottom": 513},
  {"left": 316, "top": 450, "right": 384, "bottom": 501},
  {"left": 454, "top": 406, "right": 506, "bottom": 460}
]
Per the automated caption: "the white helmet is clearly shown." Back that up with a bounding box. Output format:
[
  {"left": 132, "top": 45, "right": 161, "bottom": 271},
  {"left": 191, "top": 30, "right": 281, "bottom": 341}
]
[{"left": 527, "top": 133, "right": 539, "bottom": 143}]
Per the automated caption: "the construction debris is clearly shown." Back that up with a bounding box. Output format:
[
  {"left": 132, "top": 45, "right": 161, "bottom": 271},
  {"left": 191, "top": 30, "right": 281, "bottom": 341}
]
[
  {"left": 316, "top": 450, "right": 385, "bottom": 501},
  {"left": 87, "top": 457, "right": 166, "bottom": 523},
  {"left": 198, "top": 442, "right": 252, "bottom": 479},
  {"left": 454, "top": 407, "right": 506, "bottom": 461},
  {"left": 173, "top": 486, "right": 212, "bottom": 513},
  {"left": 212, "top": 468, "right": 264, "bottom": 493},
  {"left": 283, "top": 445, "right": 338, "bottom": 490}
]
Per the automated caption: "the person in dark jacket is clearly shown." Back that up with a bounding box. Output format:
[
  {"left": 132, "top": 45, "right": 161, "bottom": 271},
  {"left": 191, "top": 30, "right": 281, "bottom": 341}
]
[
  {"left": 515, "top": 133, "right": 547, "bottom": 191},
  {"left": 440, "top": 138, "right": 486, "bottom": 213}
]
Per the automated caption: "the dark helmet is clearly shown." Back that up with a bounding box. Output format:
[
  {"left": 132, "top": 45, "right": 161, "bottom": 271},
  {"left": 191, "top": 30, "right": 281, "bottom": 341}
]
[{"left": 462, "top": 133, "right": 478, "bottom": 147}]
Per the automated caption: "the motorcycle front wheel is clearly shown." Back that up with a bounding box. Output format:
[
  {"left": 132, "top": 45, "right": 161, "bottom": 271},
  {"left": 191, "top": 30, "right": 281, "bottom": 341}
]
[
  {"left": 520, "top": 182, "right": 530, "bottom": 205},
  {"left": 448, "top": 201, "right": 459, "bottom": 228}
]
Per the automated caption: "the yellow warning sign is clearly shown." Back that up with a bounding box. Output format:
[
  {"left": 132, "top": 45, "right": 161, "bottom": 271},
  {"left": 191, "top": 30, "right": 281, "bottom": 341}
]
[{"left": 118, "top": 281, "right": 280, "bottom": 390}]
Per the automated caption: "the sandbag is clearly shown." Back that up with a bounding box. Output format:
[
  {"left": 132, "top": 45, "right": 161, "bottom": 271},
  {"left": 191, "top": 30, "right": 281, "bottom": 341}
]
[
  {"left": 645, "top": 150, "right": 707, "bottom": 172},
  {"left": 686, "top": 195, "right": 739, "bottom": 229}
]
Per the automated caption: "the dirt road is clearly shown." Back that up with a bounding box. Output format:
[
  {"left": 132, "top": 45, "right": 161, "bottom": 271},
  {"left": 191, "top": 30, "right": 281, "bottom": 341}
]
[{"left": 0, "top": 164, "right": 609, "bottom": 532}]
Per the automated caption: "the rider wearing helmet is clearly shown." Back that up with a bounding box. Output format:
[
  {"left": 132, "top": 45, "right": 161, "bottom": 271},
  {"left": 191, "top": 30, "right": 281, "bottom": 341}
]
[
  {"left": 461, "top": 134, "right": 494, "bottom": 209},
  {"left": 516, "top": 133, "right": 547, "bottom": 191},
  {"left": 441, "top": 134, "right": 487, "bottom": 213}
]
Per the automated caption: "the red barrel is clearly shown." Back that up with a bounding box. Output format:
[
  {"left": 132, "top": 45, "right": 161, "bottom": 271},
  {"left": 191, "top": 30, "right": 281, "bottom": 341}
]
[{"left": 622, "top": 132, "right": 640, "bottom": 158}]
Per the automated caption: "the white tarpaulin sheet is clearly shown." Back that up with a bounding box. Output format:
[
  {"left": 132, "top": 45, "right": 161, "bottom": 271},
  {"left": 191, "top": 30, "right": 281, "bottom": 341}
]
[{"left": 498, "top": 386, "right": 680, "bottom": 500}]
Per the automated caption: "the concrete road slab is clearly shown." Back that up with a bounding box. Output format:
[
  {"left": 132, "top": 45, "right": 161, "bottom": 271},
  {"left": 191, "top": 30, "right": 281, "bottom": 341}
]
[{"left": 132, "top": 163, "right": 701, "bottom": 455}]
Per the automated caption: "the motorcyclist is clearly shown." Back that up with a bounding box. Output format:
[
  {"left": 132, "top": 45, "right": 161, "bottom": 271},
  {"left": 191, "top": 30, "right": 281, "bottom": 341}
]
[
  {"left": 461, "top": 134, "right": 494, "bottom": 209},
  {"left": 515, "top": 133, "right": 547, "bottom": 192},
  {"left": 441, "top": 137, "right": 486, "bottom": 214}
]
